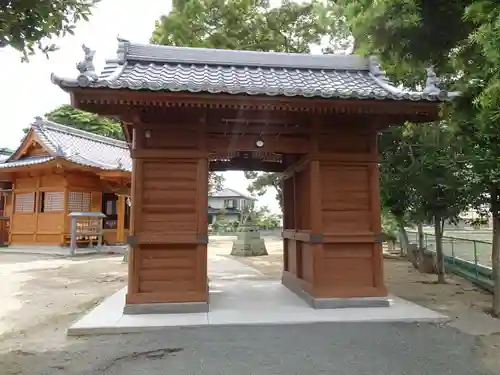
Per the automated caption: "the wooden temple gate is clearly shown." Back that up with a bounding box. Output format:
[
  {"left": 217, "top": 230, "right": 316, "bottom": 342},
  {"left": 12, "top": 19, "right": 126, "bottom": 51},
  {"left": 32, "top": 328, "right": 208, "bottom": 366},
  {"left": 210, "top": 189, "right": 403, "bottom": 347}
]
[{"left": 52, "top": 40, "right": 446, "bottom": 313}]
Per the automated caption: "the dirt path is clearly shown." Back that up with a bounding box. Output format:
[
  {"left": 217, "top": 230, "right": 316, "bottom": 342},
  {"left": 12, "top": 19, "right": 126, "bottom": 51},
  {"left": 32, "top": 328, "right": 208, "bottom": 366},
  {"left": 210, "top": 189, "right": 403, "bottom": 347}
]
[{"left": 0, "top": 253, "right": 127, "bottom": 351}]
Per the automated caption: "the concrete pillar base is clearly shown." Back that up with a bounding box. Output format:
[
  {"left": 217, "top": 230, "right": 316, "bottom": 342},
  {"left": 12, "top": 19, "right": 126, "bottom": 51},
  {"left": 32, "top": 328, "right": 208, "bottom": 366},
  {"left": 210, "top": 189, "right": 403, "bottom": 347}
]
[
  {"left": 124, "top": 301, "right": 209, "bottom": 315},
  {"left": 282, "top": 272, "right": 390, "bottom": 309}
]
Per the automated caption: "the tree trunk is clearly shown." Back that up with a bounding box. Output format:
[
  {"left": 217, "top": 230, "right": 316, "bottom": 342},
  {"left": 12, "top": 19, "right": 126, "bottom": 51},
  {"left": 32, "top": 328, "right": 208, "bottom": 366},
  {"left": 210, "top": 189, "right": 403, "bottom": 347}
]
[
  {"left": 490, "top": 188, "right": 500, "bottom": 316},
  {"left": 434, "top": 214, "right": 446, "bottom": 284},
  {"left": 395, "top": 216, "right": 409, "bottom": 256},
  {"left": 417, "top": 222, "right": 425, "bottom": 250},
  {"left": 417, "top": 222, "right": 426, "bottom": 268}
]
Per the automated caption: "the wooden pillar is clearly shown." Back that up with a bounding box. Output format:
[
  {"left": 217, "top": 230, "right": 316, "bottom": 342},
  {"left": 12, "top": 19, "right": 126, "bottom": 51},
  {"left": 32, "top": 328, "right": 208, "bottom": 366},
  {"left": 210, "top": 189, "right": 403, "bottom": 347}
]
[
  {"left": 124, "top": 124, "right": 209, "bottom": 314},
  {"left": 309, "top": 159, "right": 323, "bottom": 294},
  {"left": 116, "top": 195, "right": 126, "bottom": 244},
  {"left": 310, "top": 128, "right": 388, "bottom": 306},
  {"left": 127, "top": 158, "right": 141, "bottom": 296},
  {"left": 281, "top": 124, "right": 388, "bottom": 309},
  {"left": 61, "top": 186, "right": 69, "bottom": 245},
  {"left": 33, "top": 176, "right": 41, "bottom": 242},
  {"left": 368, "top": 128, "right": 385, "bottom": 291},
  {"left": 7, "top": 190, "right": 14, "bottom": 244}
]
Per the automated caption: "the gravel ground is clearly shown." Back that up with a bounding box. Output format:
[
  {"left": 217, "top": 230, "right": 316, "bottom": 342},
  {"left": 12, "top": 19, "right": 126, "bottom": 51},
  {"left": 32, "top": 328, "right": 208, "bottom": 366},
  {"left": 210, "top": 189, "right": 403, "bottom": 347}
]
[{"left": 0, "top": 239, "right": 499, "bottom": 375}]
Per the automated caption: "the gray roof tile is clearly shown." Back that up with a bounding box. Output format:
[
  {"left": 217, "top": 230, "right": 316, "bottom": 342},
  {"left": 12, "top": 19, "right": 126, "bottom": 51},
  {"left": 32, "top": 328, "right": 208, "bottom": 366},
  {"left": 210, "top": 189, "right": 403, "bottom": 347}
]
[
  {"left": 210, "top": 188, "right": 255, "bottom": 200},
  {"left": 51, "top": 39, "right": 455, "bottom": 101},
  {"left": 0, "top": 118, "right": 131, "bottom": 172},
  {"left": 0, "top": 156, "right": 54, "bottom": 168}
]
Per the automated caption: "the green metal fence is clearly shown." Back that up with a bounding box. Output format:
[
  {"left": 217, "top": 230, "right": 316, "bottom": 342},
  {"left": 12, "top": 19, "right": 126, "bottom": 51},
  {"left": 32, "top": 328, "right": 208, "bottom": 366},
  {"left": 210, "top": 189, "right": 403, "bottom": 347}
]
[{"left": 407, "top": 231, "right": 493, "bottom": 292}]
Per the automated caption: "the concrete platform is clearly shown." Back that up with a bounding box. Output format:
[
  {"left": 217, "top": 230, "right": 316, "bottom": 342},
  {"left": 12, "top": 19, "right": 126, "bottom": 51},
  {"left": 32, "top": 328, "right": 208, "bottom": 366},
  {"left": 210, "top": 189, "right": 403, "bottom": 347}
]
[
  {"left": 68, "top": 256, "right": 449, "bottom": 336},
  {"left": 0, "top": 244, "right": 127, "bottom": 257}
]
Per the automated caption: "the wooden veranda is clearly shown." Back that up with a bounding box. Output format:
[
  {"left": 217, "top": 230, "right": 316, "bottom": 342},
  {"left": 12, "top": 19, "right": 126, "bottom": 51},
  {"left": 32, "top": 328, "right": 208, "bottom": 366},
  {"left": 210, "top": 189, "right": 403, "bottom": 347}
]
[{"left": 51, "top": 39, "right": 449, "bottom": 312}]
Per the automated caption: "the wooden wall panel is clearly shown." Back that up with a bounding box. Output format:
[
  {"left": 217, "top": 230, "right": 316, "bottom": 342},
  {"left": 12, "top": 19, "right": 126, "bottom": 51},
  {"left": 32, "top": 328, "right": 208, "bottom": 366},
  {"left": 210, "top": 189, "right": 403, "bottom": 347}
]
[
  {"left": 295, "top": 167, "right": 311, "bottom": 230},
  {"left": 138, "top": 160, "right": 199, "bottom": 243},
  {"left": 318, "top": 132, "right": 370, "bottom": 153},
  {"left": 25, "top": 144, "right": 50, "bottom": 157},
  {"left": 301, "top": 243, "right": 314, "bottom": 283},
  {"left": 66, "top": 173, "right": 102, "bottom": 190},
  {"left": 35, "top": 234, "right": 63, "bottom": 244},
  {"left": 40, "top": 174, "right": 65, "bottom": 188},
  {"left": 320, "top": 164, "right": 371, "bottom": 233},
  {"left": 10, "top": 234, "right": 34, "bottom": 244},
  {"left": 15, "top": 178, "right": 37, "bottom": 190},
  {"left": 128, "top": 156, "right": 208, "bottom": 305},
  {"left": 287, "top": 239, "right": 297, "bottom": 275},
  {"left": 314, "top": 131, "right": 387, "bottom": 299},
  {"left": 37, "top": 212, "right": 64, "bottom": 233},
  {"left": 144, "top": 129, "right": 199, "bottom": 150},
  {"left": 12, "top": 214, "right": 36, "bottom": 233}
]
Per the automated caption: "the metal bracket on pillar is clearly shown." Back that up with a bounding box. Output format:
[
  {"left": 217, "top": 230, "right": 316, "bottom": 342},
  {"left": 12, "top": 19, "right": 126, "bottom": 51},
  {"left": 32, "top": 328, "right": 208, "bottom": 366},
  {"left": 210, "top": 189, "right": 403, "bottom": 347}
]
[
  {"left": 309, "top": 234, "right": 323, "bottom": 244},
  {"left": 375, "top": 232, "right": 388, "bottom": 243},
  {"left": 127, "top": 235, "right": 137, "bottom": 247},
  {"left": 197, "top": 235, "right": 209, "bottom": 244}
]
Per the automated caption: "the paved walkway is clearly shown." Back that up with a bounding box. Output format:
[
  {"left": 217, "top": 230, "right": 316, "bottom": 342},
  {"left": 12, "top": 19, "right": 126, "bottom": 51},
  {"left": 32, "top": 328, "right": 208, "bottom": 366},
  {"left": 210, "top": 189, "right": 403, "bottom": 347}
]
[
  {"left": 12, "top": 323, "right": 496, "bottom": 375},
  {"left": 69, "top": 254, "right": 447, "bottom": 335}
]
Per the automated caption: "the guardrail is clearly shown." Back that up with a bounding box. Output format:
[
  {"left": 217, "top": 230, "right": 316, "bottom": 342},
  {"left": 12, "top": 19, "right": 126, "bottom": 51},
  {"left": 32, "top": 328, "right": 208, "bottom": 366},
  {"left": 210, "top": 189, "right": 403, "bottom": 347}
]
[{"left": 407, "top": 231, "right": 493, "bottom": 292}]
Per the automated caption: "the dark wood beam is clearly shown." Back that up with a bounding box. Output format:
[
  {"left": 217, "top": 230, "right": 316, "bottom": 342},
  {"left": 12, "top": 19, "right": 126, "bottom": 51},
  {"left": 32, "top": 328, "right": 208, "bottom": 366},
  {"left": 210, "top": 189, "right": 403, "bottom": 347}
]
[{"left": 71, "top": 89, "right": 440, "bottom": 120}]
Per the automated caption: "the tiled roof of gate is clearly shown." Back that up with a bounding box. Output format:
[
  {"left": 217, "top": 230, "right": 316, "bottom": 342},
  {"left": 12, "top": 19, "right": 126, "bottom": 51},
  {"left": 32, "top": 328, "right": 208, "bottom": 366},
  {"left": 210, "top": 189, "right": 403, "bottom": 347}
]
[
  {"left": 0, "top": 118, "right": 131, "bottom": 172},
  {"left": 50, "top": 38, "right": 455, "bottom": 102}
]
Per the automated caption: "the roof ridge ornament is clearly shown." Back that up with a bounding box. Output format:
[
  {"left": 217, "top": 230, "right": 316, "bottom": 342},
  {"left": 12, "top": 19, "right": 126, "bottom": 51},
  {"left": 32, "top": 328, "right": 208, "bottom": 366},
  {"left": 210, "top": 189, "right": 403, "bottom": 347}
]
[
  {"left": 423, "top": 66, "right": 441, "bottom": 94},
  {"left": 34, "top": 116, "right": 44, "bottom": 126},
  {"left": 116, "top": 36, "right": 130, "bottom": 64},
  {"left": 368, "top": 56, "right": 390, "bottom": 83},
  {"left": 75, "top": 44, "right": 98, "bottom": 86}
]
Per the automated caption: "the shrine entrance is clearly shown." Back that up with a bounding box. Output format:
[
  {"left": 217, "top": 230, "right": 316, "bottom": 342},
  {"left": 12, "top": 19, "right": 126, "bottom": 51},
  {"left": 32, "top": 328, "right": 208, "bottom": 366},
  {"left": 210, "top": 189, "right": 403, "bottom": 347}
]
[{"left": 51, "top": 39, "right": 445, "bottom": 313}]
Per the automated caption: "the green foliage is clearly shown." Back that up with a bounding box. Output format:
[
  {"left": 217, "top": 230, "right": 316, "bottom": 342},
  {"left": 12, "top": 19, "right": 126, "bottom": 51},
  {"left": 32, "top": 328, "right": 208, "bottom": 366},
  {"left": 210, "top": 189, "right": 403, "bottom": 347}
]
[
  {"left": 0, "top": 147, "right": 13, "bottom": 156},
  {"left": 44, "top": 105, "right": 125, "bottom": 140},
  {"left": 381, "top": 209, "right": 399, "bottom": 241},
  {"left": 340, "top": 0, "right": 474, "bottom": 86},
  {"left": 0, "top": 0, "right": 99, "bottom": 61},
  {"left": 378, "top": 126, "right": 416, "bottom": 222},
  {"left": 208, "top": 173, "right": 225, "bottom": 194},
  {"left": 379, "top": 122, "right": 476, "bottom": 227},
  {"left": 151, "top": 0, "right": 339, "bottom": 53},
  {"left": 244, "top": 172, "right": 283, "bottom": 211}
]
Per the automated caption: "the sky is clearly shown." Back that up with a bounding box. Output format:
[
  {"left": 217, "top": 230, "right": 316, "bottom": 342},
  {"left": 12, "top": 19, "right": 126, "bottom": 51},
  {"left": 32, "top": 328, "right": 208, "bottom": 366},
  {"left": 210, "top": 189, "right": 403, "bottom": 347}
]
[{"left": 0, "top": 0, "right": 281, "bottom": 214}]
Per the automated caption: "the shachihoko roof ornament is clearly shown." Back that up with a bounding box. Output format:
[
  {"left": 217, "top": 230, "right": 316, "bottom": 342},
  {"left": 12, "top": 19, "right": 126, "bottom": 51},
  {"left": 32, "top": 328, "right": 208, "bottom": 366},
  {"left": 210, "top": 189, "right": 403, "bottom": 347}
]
[
  {"left": 423, "top": 66, "right": 441, "bottom": 94},
  {"left": 75, "top": 44, "right": 98, "bottom": 86},
  {"left": 50, "top": 37, "right": 459, "bottom": 102}
]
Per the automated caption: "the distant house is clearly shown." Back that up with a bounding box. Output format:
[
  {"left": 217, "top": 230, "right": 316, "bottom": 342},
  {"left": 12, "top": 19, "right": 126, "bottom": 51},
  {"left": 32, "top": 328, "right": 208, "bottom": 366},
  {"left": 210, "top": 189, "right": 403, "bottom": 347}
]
[{"left": 208, "top": 188, "right": 256, "bottom": 224}]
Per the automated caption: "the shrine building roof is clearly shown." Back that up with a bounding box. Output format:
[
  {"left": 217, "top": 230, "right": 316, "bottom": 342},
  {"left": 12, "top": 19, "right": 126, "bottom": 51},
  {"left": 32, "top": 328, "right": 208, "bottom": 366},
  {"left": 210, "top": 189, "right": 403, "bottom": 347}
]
[
  {"left": 0, "top": 118, "right": 131, "bottom": 172},
  {"left": 51, "top": 38, "right": 456, "bottom": 102}
]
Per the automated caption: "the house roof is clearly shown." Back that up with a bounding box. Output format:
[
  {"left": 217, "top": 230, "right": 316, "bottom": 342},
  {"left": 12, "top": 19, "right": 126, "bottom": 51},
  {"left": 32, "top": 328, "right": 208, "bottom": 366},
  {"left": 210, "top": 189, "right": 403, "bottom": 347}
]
[
  {"left": 0, "top": 118, "right": 131, "bottom": 172},
  {"left": 210, "top": 188, "right": 255, "bottom": 200},
  {"left": 51, "top": 38, "right": 456, "bottom": 102}
]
